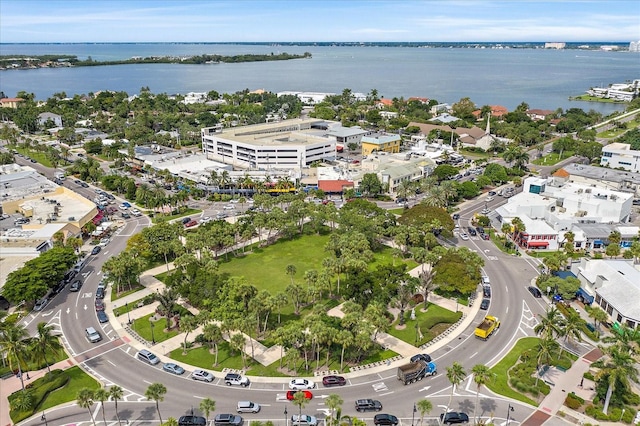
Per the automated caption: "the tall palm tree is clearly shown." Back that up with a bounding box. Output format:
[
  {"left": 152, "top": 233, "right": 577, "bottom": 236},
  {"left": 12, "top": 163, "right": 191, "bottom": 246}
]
[
  {"left": 145, "top": 382, "right": 167, "bottom": 425},
  {"left": 109, "top": 385, "right": 124, "bottom": 426},
  {"left": 203, "top": 323, "right": 223, "bottom": 366},
  {"left": 325, "top": 394, "right": 344, "bottom": 426},
  {"left": 536, "top": 337, "right": 559, "bottom": 386},
  {"left": 445, "top": 362, "right": 467, "bottom": 422},
  {"left": 534, "top": 306, "right": 564, "bottom": 340},
  {"left": 471, "top": 364, "right": 494, "bottom": 424},
  {"left": 31, "top": 322, "right": 63, "bottom": 374},
  {"left": 416, "top": 399, "right": 433, "bottom": 426},
  {"left": 562, "top": 311, "right": 584, "bottom": 348},
  {"left": 76, "top": 388, "right": 96, "bottom": 426},
  {"left": 199, "top": 398, "right": 216, "bottom": 424},
  {"left": 292, "top": 391, "right": 310, "bottom": 421},
  {"left": 94, "top": 387, "right": 110, "bottom": 425},
  {"left": 0, "top": 323, "right": 29, "bottom": 390},
  {"left": 597, "top": 345, "right": 639, "bottom": 414}
]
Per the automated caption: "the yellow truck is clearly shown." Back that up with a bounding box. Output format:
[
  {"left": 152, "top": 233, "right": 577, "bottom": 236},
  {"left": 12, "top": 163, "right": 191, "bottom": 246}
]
[{"left": 475, "top": 316, "right": 500, "bottom": 340}]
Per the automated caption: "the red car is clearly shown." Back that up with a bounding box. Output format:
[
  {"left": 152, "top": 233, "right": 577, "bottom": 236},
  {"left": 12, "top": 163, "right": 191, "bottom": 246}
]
[
  {"left": 286, "top": 390, "right": 313, "bottom": 400},
  {"left": 184, "top": 220, "right": 198, "bottom": 228}
]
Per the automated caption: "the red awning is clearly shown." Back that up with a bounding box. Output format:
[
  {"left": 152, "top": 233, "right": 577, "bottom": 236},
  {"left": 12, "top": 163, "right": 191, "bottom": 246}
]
[
  {"left": 528, "top": 241, "right": 549, "bottom": 247},
  {"left": 92, "top": 213, "right": 104, "bottom": 225}
]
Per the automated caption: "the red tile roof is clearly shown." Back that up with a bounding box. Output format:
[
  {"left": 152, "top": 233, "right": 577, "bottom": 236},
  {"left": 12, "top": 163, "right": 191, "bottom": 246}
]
[
  {"left": 318, "top": 180, "right": 354, "bottom": 193},
  {"left": 472, "top": 105, "right": 509, "bottom": 118},
  {"left": 377, "top": 99, "right": 393, "bottom": 106},
  {"left": 552, "top": 168, "right": 570, "bottom": 178},
  {"left": 0, "top": 98, "right": 24, "bottom": 103}
]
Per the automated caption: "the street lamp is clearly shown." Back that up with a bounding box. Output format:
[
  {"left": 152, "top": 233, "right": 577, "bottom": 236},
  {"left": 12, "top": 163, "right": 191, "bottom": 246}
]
[
  {"left": 412, "top": 403, "right": 417, "bottom": 426},
  {"left": 150, "top": 320, "right": 156, "bottom": 344},
  {"left": 506, "top": 404, "right": 514, "bottom": 426},
  {"left": 284, "top": 406, "right": 288, "bottom": 426},
  {"left": 126, "top": 302, "right": 131, "bottom": 325},
  {"left": 41, "top": 411, "right": 48, "bottom": 426}
]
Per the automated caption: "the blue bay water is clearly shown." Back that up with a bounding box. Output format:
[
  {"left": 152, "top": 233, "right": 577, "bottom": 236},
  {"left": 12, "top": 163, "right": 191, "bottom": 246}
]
[{"left": 0, "top": 43, "right": 638, "bottom": 114}]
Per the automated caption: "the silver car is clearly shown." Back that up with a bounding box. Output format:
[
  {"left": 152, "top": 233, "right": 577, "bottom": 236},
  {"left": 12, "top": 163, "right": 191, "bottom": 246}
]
[
  {"left": 191, "top": 369, "right": 214, "bottom": 382},
  {"left": 236, "top": 401, "right": 260, "bottom": 413}
]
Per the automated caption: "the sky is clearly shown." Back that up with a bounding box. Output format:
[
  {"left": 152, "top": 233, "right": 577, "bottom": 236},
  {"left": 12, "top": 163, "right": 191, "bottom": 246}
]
[{"left": 1, "top": 0, "right": 639, "bottom": 43}]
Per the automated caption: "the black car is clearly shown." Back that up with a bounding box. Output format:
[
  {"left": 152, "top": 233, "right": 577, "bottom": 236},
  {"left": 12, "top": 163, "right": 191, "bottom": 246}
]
[
  {"left": 483, "top": 286, "right": 491, "bottom": 298},
  {"left": 440, "top": 412, "right": 469, "bottom": 424},
  {"left": 97, "top": 310, "right": 108, "bottom": 323},
  {"left": 476, "top": 226, "right": 485, "bottom": 234},
  {"left": 121, "top": 212, "right": 131, "bottom": 219},
  {"left": 355, "top": 399, "right": 382, "bottom": 412},
  {"left": 452, "top": 213, "right": 460, "bottom": 220},
  {"left": 96, "top": 287, "right": 105, "bottom": 299},
  {"left": 182, "top": 216, "right": 192, "bottom": 225},
  {"left": 322, "top": 375, "right": 346, "bottom": 387},
  {"left": 488, "top": 191, "right": 497, "bottom": 196},
  {"left": 179, "top": 416, "right": 207, "bottom": 426},
  {"left": 80, "top": 182, "right": 89, "bottom": 188},
  {"left": 91, "top": 246, "right": 101, "bottom": 255},
  {"left": 467, "top": 227, "right": 477, "bottom": 236},
  {"left": 374, "top": 414, "right": 398, "bottom": 426},
  {"left": 528, "top": 286, "right": 542, "bottom": 298},
  {"left": 480, "top": 298, "right": 490, "bottom": 310},
  {"left": 69, "top": 280, "right": 83, "bottom": 292},
  {"left": 410, "top": 353, "right": 432, "bottom": 363}
]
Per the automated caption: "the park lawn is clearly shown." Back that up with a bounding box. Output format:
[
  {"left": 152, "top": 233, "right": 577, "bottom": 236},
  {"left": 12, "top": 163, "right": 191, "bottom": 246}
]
[
  {"left": 40, "top": 366, "right": 101, "bottom": 410},
  {"left": 387, "top": 303, "right": 463, "bottom": 346},
  {"left": 110, "top": 283, "right": 145, "bottom": 302},
  {"left": 152, "top": 207, "right": 201, "bottom": 223},
  {"left": 597, "top": 118, "right": 640, "bottom": 138},
  {"left": 216, "top": 233, "right": 417, "bottom": 295},
  {"left": 532, "top": 151, "right": 575, "bottom": 166},
  {"left": 131, "top": 313, "right": 181, "bottom": 344},
  {"left": 361, "top": 348, "right": 399, "bottom": 365},
  {"left": 0, "top": 342, "right": 68, "bottom": 377},
  {"left": 485, "top": 337, "right": 539, "bottom": 405},
  {"left": 15, "top": 147, "right": 54, "bottom": 167}
]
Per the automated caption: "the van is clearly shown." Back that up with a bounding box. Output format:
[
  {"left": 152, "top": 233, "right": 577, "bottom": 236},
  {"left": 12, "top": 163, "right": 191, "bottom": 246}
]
[
  {"left": 54, "top": 171, "right": 65, "bottom": 180},
  {"left": 137, "top": 349, "right": 160, "bottom": 365},
  {"left": 85, "top": 327, "right": 102, "bottom": 343}
]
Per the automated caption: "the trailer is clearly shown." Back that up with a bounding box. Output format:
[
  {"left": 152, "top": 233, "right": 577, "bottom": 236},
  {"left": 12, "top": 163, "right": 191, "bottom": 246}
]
[{"left": 397, "top": 360, "right": 437, "bottom": 385}]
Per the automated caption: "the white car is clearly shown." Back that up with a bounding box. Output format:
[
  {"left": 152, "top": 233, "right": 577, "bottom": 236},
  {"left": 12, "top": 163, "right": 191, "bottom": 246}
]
[
  {"left": 98, "top": 238, "right": 110, "bottom": 247},
  {"left": 289, "top": 378, "right": 315, "bottom": 390},
  {"left": 229, "top": 199, "right": 239, "bottom": 204},
  {"left": 459, "top": 232, "right": 469, "bottom": 241},
  {"left": 119, "top": 203, "right": 129, "bottom": 210},
  {"left": 223, "top": 205, "right": 235, "bottom": 210},
  {"left": 200, "top": 216, "right": 212, "bottom": 224},
  {"left": 191, "top": 369, "right": 215, "bottom": 382},
  {"left": 130, "top": 208, "right": 141, "bottom": 216}
]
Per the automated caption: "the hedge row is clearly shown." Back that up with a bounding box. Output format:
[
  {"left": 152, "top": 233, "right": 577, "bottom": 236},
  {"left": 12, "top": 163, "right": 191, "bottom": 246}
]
[{"left": 9, "top": 370, "right": 69, "bottom": 422}]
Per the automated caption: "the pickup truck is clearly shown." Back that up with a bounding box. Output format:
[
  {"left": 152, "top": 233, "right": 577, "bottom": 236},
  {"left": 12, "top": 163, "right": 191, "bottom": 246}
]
[
  {"left": 475, "top": 315, "right": 500, "bottom": 340},
  {"left": 397, "top": 360, "right": 437, "bottom": 385}
]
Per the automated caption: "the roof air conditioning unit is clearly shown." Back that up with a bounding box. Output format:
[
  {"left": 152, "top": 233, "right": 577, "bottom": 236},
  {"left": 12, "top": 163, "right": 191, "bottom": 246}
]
[{"left": 585, "top": 188, "right": 592, "bottom": 193}]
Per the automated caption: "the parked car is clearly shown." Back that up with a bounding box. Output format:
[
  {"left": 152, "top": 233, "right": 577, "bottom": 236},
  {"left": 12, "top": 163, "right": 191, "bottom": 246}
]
[
  {"left": 289, "top": 378, "right": 315, "bottom": 390},
  {"left": 214, "top": 414, "right": 243, "bottom": 426},
  {"left": 178, "top": 416, "right": 207, "bottom": 426},
  {"left": 91, "top": 246, "right": 102, "bottom": 255},
  {"left": 322, "top": 375, "right": 346, "bottom": 387},
  {"left": 184, "top": 220, "right": 198, "bottom": 228},
  {"left": 355, "top": 399, "right": 383, "bottom": 412},
  {"left": 96, "top": 310, "right": 108, "bottom": 323},
  {"left": 374, "top": 414, "right": 399, "bottom": 426},
  {"left": 236, "top": 401, "right": 261, "bottom": 413},
  {"left": 440, "top": 412, "right": 469, "bottom": 424},
  {"left": 286, "top": 390, "right": 313, "bottom": 400},
  {"left": 119, "top": 203, "right": 129, "bottom": 210},
  {"left": 488, "top": 191, "right": 497, "bottom": 196},
  {"left": 224, "top": 373, "right": 250, "bottom": 387},
  {"left": 121, "top": 212, "right": 131, "bottom": 219},
  {"left": 192, "top": 369, "right": 215, "bottom": 382},
  {"left": 528, "top": 286, "right": 542, "bottom": 298},
  {"left": 69, "top": 280, "right": 83, "bottom": 292},
  {"left": 33, "top": 297, "right": 49, "bottom": 311},
  {"left": 480, "top": 233, "right": 490, "bottom": 240},
  {"left": 483, "top": 286, "right": 491, "bottom": 298},
  {"left": 163, "top": 363, "right": 185, "bottom": 375},
  {"left": 459, "top": 232, "right": 469, "bottom": 241},
  {"left": 181, "top": 217, "right": 192, "bottom": 225},
  {"left": 137, "top": 349, "right": 160, "bottom": 365},
  {"left": 94, "top": 299, "right": 105, "bottom": 311},
  {"left": 467, "top": 227, "right": 477, "bottom": 236},
  {"left": 96, "top": 287, "right": 105, "bottom": 299},
  {"left": 291, "top": 415, "right": 318, "bottom": 426},
  {"left": 480, "top": 298, "right": 490, "bottom": 310}
]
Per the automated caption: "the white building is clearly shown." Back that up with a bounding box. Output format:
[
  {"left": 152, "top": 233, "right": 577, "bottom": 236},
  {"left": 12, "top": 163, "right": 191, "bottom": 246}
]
[
  {"left": 601, "top": 142, "right": 640, "bottom": 172},
  {"left": 38, "top": 112, "right": 63, "bottom": 127},
  {"left": 355, "top": 153, "right": 435, "bottom": 194},
  {"left": 201, "top": 119, "right": 336, "bottom": 170},
  {"left": 570, "top": 258, "right": 640, "bottom": 329},
  {"left": 556, "top": 162, "right": 640, "bottom": 198}
]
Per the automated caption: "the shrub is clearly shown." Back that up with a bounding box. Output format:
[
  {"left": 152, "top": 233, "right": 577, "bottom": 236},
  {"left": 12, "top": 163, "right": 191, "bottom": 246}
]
[
  {"left": 9, "top": 370, "right": 69, "bottom": 422},
  {"left": 583, "top": 372, "right": 595, "bottom": 381},
  {"left": 568, "top": 391, "right": 585, "bottom": 404},
  {"left": 565, "top": 394, "right": 583, "bottom": 409},
  {"left": 585, "top": 405, "right": 610, "bottom": 421}
]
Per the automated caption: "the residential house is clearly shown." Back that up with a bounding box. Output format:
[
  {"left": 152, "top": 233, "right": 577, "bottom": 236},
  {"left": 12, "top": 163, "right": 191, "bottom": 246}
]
[
  {"left": 361, "top": 133, "right": 401, "bottom": 156},
  {"left": 38, "top": 112, "right": 63, "bottom": 127},
  {"left": 0, "top": 98, "right": 24, "bottom": 109},
  {"left": 526, "top": 109, "right": 554, "bottom": 121}
]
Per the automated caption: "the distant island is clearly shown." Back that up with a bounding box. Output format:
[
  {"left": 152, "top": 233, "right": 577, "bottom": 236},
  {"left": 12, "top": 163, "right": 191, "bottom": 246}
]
[{"left": 0, "top": 52, "right": 312, "bottom": 70}]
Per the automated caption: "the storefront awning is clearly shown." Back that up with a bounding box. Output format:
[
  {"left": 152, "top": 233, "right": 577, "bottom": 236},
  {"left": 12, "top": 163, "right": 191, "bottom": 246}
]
[
  {"left": 528, "top": 241, "right": 549, "bottom": 247},
  {"left": 576, "top": 287, "right": 594, "bottom": 304}
]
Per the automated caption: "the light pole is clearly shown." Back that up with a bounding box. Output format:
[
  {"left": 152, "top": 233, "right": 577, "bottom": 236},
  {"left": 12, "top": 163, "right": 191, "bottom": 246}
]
[
  {"left": 41, "top": 411, "right": 48, "bottom": 426},
  {"left": 150, "top": 320, "right": 156, "bottom": 344},
  {"left": 412, "top": 403, "right": 417, "bottom": 426},
  {"left": 126, "top": 302, "right": 131, "bottom": 325},
  {"left": 506, "top": 404, "right": 514, "bottom": 426},
  {"left": 284, "top": 406, "right": 288, "bottom": 426}
]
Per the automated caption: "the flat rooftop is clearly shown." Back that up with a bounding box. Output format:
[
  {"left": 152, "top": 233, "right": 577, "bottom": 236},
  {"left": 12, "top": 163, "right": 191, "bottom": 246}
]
[
  {"left": 205, "top": 118, "right": 333, "bottom": 147},
  {"left": 16, "top": 189, "right": 95, "bottom": 224},
  {"left": 0, "top": 165, "right": 58, "bottom": 203},
  {"left": 564, "top": 162, "right": 640, "bottom": 185}
]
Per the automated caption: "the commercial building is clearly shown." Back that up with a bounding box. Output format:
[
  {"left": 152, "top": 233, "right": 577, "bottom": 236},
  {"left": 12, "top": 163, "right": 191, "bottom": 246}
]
[
  {"left": 361, "top": 133, "right": 401, "bottom": 156},
  {"left": 601, "top": 142, "right": 640, "bottom": 172},
  {"left": 201, "top": 119, "right": 336, "bottom": 170},
  {"left": 327, "top": 126, "right": 370, "bottom": 149},
  {"left": 556, "top": 162, "right": 640, "bottom": 198},
  {"left": 570, "top": 258, "right": 640, "bottom": 329},
  {"left": 355, "top": 152, "right": 435, "bottom": 194}
]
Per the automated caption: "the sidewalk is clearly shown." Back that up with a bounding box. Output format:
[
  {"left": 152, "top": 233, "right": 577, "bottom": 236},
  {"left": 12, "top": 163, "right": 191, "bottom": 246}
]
[{"left": 0, "top": 359, "right": 76, "bottom": 426}]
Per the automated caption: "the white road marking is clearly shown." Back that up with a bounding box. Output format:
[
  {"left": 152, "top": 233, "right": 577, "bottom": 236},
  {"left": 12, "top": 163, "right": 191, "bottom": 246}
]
[
  {"left": 419, "top": 386, "right": 431, "bottom": 392},
  {"left": 84, "top": 304, "right": 88, "bottom": 310},
  {"left": 378, "top": 391, "right": 394, "bottom": 396},
  {"left": 107, "top": 360, "right": 116, "bottom": 367},
  {"left": 193, "top": 395, "right": 205, "bottom": 399},
  {"left": 469, "top": 351, "right": 478, "bottom": 359},
  {"left": 66, "top": 307, "right": 70, "bottom": 314},
  {"left": 143, "top": 380, "right": 152, "bottom": 384},
  {"left": 505, "top": 286, "right": 509, "bottom": 293},
  {"left": 506, "top": 306, "right": 509, "bottom": 314}
]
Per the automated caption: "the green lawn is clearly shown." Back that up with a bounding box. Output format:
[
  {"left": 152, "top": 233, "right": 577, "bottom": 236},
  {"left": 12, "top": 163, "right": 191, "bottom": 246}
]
[
  {"left": 485, "top": 337, "right": 540, "bottom": 405},
  {"left": 0, "top": 342, "right": 68, "bottom": 377},
  {"left": 9, "top": 367, "right": 100, "bottom": 423},
  {"left": 387, "top": 303, "right": 463, "bottom": 346},
  {"left": 14, "top": 147, "right": 54, "bottom": 167},
  {"left": 597, "top": 118, "right": 640, "bottom": 138},
  {"left": 152, "top": 208, "right": 202, "bottom": 223},
  {"left": 110, "top": 283, "right": 145, "bottom": 301},
  {"left": 532, "top": 151, "right": 575, "bottom": 166},
  {"left": 130, "top": 313, "right": 181, "bottom": 344},
  {"left": 216, "top": 233, "right": 416, "bottom": 294}
]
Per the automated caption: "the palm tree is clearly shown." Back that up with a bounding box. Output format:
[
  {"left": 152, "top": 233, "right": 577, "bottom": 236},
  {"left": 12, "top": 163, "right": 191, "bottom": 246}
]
[
  {"left": 31, "top": 322, "right": 63, "bottom": 374},
  {"left": 536, "top": 337, "right": 559, "bottom": 385},
  {"left": 199, "top": 397, "right": 216, "bottom": 424},
  {"left": 0, "top": 322, "right": 29, "bottom": 390},
  {"left": 444, "top": 362, "right": 467, "bottom": 422},
  {"left": 94, "top": 387, "right": 110, "bottom": 425},
  {"left": 109, "top": 385, "right": 124, "bottom": 426},
  {"left": 471, "top": 365, "right": 494, "bottom": 424},
  {"left": 286, "top": 264, "right": 297, "bottom": 285},
  {"left": 597, "top": 345, "right": 639, "bottom": 414},
  {"left": 416, "top": 399, "right": 433, "bottom": 426},
  {"left": 562, "top": 311, "right": 584, "bottom": 348},
  {"left": 534, "top": 306, "right": 564, "bottom": 340},
  {"left": 77, "top": 388, "right": 96, "bottom": 426},
  {"left": 325, "top": 394, "right": 344, "bottom": 426},
  {"left": 230, "top": 333, "right": 247, "bottom": 369},
  {"left": 163, "top": 418, "right": 179, "bottom": 426},
  {"left": 585, "top": 305, "right": 608, "bottom": 331},
  {"left": 392, "top": 280, "right": 416, "bottom": 326},
  {"left": 203, "top": 323, "right": 223, "bottom": 366},
  {"left": 145, "top": 382, "right": 167, "bottom": 425},
  {"left": 292, "top": 391, "right": 310, "bottom": 421}
]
